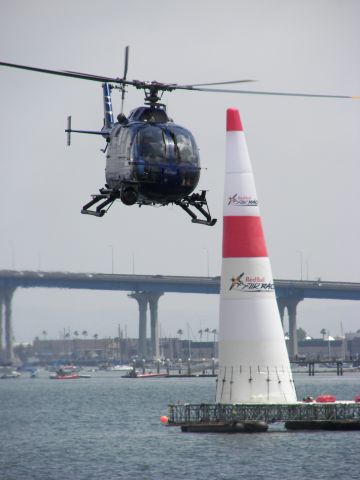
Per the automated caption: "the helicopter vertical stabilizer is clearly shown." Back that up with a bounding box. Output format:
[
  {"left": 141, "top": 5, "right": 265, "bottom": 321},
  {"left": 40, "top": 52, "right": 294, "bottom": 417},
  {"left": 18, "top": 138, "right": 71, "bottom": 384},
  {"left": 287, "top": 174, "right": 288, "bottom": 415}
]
[
  {"left": 66, "top": 116, "right": 72, "bottom": 146},
  {"left": 102, "top": 82, "right": 114, "bottom": 132}
]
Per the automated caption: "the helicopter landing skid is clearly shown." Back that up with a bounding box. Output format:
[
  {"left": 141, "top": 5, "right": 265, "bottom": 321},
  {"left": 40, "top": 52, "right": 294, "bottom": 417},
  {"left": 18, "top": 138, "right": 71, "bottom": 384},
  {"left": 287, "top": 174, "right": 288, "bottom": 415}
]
[
  {"left": 175, "top": 191, "right": 217, "bottom": 226},
  {"left": 81, "top": 189, "right": 120, "bottom": 217}
]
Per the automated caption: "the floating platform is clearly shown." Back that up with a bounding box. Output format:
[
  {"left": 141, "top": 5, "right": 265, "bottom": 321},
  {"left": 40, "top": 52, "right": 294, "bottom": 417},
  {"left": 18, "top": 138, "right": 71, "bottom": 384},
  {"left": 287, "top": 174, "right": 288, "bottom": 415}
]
[
  {"left": 167, "top": 402, "right": 360, "bottom": 432},
  {"left": 181, "top": 420, "right": 268, "bottom": 433}
]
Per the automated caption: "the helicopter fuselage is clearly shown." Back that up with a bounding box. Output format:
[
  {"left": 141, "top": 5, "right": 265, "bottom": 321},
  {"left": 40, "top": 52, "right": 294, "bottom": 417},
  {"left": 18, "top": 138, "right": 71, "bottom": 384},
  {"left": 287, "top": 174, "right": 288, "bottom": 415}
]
[{"left": 105, "top": 106, "right": 200, "bottom": 206}]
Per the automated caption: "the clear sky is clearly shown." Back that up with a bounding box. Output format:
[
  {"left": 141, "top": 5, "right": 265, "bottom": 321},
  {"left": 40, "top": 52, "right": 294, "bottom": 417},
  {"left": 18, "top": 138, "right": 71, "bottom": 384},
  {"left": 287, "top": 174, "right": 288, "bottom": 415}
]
[{"left": 0, "top": 0, "right": 359, "bottom": 343}]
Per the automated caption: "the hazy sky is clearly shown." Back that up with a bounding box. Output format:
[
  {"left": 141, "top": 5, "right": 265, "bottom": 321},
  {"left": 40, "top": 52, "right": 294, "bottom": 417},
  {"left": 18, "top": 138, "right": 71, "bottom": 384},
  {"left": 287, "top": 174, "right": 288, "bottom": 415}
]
[{"left": 1, "top": 0, "right": 359, "bottom": 343}]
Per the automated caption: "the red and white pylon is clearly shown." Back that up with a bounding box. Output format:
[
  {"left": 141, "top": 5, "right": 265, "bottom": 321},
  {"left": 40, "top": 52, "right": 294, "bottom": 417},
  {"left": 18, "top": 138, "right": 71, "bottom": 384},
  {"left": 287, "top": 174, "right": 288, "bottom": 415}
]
[{"left": 215, "top": 108, "right": 297, "bottom": 404}]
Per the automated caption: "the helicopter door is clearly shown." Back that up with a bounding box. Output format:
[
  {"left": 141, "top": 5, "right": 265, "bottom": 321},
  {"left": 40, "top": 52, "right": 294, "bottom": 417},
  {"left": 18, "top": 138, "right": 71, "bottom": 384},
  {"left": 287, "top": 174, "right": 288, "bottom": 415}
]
[
  {"left": 106, "top": 125, "right": 134, "bottom": 188},
  {"left": 166, "top": 125, "right": 200, "bottom": 189},
  {"left": 133, "top": 125, "right": 166, "bottom": 183}
]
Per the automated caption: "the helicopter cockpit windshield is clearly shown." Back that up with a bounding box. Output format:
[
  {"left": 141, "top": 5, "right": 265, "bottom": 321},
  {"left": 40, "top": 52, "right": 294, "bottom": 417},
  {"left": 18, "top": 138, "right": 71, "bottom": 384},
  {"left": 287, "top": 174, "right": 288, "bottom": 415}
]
[
  {"left": 133, "top": 124, "right": 199, "bottom": 167},
  {"left": 167, "top": 126, "right": 199, "bottom": 166},
  {"left": 135, "top": 125, "right": 165, "bottom": 163}
]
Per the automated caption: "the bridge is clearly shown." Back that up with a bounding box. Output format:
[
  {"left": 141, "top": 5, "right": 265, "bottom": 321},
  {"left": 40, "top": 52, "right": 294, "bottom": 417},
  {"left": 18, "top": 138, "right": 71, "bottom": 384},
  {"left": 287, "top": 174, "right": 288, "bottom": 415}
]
[{"left": 1, "top": 269, "right": 360, "bottom": 363}]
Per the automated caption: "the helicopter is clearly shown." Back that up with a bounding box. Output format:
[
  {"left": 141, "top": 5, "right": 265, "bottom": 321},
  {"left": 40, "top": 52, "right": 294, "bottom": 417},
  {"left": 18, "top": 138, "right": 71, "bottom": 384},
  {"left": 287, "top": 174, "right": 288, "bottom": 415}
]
[{"left": 0, "top": 47, "right": 356, "bottom": 226}]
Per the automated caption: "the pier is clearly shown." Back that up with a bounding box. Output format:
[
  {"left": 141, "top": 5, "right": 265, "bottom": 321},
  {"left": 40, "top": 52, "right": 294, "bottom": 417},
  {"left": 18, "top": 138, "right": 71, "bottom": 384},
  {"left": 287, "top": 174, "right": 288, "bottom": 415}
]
[
  {"left": 300, "top": 361, "right": 345, "bottom": 376},
  {"left": 167, "top": 402, "right": 360, "bottom": 431}
]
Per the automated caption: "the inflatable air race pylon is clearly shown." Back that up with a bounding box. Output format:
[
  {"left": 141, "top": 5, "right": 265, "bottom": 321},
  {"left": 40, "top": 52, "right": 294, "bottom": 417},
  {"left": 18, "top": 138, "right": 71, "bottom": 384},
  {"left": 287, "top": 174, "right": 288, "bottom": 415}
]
[{"left": 215, "top": 108, "right": 297, "bottom": 404}]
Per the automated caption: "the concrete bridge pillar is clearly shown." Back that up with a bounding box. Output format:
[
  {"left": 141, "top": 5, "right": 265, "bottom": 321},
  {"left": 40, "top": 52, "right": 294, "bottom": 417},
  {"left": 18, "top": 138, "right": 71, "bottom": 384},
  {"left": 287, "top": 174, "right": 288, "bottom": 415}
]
[
  {"left": 286, "top": 298, "right": 301, "bottom": 359},
  {"left": 279, "top": 297, "right": 303, "bottom": 360},
  {"left": 149, "top": 292, "right": 163, "bottom": 360},
  {"left": 0, "top": 287, "right": 16, "bottom": 365},
  {"left": 276, "top": 298, "right": 286, "bottom": 330},
  {"left": 277, "top": 296, "right": 303, "bottom": 360},
  {"left": 128, "top": 291, "right": 163, "bottom": 360},
  {"left": 0, "top": 290, "right": 3, "bottom": 355}
]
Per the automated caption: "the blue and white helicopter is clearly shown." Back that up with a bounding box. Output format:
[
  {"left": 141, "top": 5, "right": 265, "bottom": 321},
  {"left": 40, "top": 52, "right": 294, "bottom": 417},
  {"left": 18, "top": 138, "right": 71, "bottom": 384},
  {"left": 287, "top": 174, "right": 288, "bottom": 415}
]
[{"left": 0, "top": 47, "right": 353, "bottom": 225}]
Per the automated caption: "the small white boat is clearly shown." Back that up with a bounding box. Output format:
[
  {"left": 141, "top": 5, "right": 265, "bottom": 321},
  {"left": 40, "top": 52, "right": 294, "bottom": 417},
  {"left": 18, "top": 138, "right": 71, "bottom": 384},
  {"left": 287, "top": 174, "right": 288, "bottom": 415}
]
[
  {"left": 0, "top": 368, "right": 21, "bottom": 379},
  {"left": 109, "top": 365, "right": 133, "bottom": 372}
]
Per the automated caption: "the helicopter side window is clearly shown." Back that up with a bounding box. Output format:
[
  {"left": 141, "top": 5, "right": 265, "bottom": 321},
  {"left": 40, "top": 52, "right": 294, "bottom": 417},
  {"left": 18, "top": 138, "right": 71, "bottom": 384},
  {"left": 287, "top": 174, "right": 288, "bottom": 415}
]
[
  {"left": 135, "top": 126, "right": 166, "bottom": 163},
  {"left": 117, "top": 127, "right": 133, "bottom": 158},
  {"left": 168, "top": 126, "right": 199, "bottom": 166}
]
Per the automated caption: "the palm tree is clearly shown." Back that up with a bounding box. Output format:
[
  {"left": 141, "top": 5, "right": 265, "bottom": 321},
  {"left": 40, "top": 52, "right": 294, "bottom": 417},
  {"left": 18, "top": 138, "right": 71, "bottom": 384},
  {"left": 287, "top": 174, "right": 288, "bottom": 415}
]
[
  {"left": 177, "top": 329, "right": 183, "bottom": 339},
  {"left": 73, "top": 331, "right": 79, "bottom": 360},
  {"left": 81, "top": 331, "right": 88, "bottom": 359},
  {"left": 198, "top": 329, "right": 203, "bottom": 341},
  {"left": 42, "top": 330, "right": 47, "bottom": 340},
  {"left": 204, "top": 328, "right": 210, "bottom": 342},
  {"left": 64, "top": 332, "right": 71, "bottom": 359},
  {"left": 320, "top": 328, "right": 327, "bottom": 340},
  {"left": 93, "top": 333, "right": 99, "bottom": 358},
  {"left": 211, "top": 328, "right": 217, "bottom": 357}
]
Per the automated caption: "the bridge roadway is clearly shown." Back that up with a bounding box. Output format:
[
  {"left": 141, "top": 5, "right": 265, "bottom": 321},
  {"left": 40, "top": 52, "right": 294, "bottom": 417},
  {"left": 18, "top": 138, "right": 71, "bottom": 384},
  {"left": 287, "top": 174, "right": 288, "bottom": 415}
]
[{"left": 1, "top": 270, "right": 360, "bottom": 363}]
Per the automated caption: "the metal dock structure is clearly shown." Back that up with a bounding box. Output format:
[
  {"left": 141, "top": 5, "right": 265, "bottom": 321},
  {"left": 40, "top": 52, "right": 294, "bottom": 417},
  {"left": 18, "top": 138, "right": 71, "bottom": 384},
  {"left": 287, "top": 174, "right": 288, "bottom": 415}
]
[{"left": 167, "top": 402, "right": 360, "bottom": 431}]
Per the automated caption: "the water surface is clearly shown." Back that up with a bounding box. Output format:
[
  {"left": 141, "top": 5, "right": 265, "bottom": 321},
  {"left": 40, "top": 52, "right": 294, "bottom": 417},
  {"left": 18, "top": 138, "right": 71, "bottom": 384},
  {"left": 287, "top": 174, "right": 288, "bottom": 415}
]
[{"left": 1, "top": 371, "right": 359, "bottom": 479}]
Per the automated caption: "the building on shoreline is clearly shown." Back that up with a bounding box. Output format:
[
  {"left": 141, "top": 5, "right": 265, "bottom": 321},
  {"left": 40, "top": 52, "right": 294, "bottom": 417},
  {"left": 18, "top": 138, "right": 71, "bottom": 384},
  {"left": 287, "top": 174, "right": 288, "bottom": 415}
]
[
  {"left": 27, "top": 337, "right": 216, "bottom": 365},
  {"left": 10, "top": 334, "right": 360, "bottom": 365}
]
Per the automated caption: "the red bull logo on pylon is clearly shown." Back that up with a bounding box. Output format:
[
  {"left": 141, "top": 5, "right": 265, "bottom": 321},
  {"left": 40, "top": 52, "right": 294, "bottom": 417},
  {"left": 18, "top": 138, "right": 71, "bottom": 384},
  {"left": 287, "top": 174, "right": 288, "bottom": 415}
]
[{"left": 215, "top": 108, "right": 297, "bottom": 404}]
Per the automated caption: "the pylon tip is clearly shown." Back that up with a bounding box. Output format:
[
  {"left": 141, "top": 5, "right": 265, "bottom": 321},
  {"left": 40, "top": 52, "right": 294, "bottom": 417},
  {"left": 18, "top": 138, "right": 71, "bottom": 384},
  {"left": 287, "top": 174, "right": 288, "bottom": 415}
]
[{"left": 226, "top": 108, "right": 243, "bottom": 132}]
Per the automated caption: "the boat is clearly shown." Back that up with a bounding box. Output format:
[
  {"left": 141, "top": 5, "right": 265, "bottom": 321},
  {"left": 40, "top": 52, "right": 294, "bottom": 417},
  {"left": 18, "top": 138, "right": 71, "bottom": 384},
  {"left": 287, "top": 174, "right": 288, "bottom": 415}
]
[
  {"left": 49, "top": 365, "right": 80, "bottom": 380},
  {"left": 316, "top": 394, "right": 337, "bottom": 403},
  {"left": 0, "top": 368, "right": 21, "bottom": 379},
  {"left": 109, "top": 364, "right": 133, "bottom": 372},
  {"left": 135, "top": 372, "right": 168, "bottom": 378},
  {"left": 123, "top": 369, "right": 168, "bottom": 378}
]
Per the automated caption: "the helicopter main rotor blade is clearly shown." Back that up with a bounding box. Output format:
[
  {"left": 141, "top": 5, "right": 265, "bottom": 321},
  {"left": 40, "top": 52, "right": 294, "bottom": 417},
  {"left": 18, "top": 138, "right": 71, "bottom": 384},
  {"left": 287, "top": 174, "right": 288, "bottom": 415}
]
[
  {"left": 175, "top": 85, "right": 357, "bottom": 100},
  {"left": 179, "top": 80, "right": 256, "bottom": 87},
  {"left": 123, "top": 46, "right": 129, "bottom": 81},
  {"left": 0, "top": 61, "right": 126, "bottom": 85},
  {"left": 121, "top": 46, "right": 130, "bottom": 114},
  {"left": 1, "top": 60, "right": 357, "bottom": 100}
]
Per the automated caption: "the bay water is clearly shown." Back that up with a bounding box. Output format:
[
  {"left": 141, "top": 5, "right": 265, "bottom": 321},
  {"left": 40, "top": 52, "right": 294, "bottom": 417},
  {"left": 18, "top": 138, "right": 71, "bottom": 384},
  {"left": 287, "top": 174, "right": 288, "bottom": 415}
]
[{"left": 1, "top": 371, "right": 359, "bottom": 479}]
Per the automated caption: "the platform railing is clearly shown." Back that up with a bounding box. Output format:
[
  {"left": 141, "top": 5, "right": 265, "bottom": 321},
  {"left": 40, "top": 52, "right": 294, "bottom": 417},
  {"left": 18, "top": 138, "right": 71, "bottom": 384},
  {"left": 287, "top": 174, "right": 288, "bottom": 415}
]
[{"left": 168, "top": 402, "right": 360, "bottom": 425}]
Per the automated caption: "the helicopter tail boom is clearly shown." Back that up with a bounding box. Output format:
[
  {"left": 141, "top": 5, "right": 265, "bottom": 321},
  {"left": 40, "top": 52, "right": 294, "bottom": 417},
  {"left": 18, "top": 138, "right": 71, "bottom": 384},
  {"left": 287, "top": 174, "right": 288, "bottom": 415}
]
[{"left": 65, "top": 115, "right": 109, "bottom": 145}]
